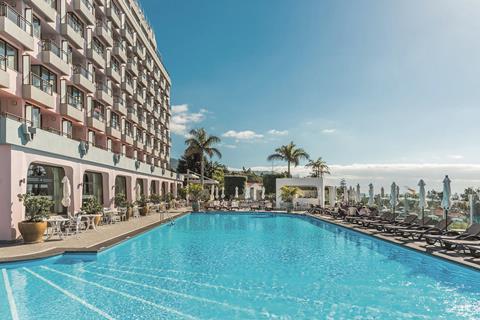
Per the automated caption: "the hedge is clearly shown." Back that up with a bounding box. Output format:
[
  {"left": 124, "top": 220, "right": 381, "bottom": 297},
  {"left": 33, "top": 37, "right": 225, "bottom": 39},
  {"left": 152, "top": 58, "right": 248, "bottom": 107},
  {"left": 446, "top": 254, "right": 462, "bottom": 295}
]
[{"left": 224, "top": 175, "right": 247, "bottom": 199}]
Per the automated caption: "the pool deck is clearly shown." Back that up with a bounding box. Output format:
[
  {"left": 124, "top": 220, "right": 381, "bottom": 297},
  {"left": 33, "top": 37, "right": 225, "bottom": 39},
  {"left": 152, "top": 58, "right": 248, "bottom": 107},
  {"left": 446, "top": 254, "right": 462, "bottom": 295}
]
[
  {"left": 0, "top": 209, "right": 189, "bottom": 263},
  {"left": 306, "top": 213, "right": 480, "bottom": 271}
]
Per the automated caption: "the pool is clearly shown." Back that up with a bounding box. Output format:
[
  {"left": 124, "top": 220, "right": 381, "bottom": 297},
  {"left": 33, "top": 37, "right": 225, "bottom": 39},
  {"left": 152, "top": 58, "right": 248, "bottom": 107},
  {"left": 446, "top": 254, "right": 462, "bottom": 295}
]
[{"left": 1, "top": 212, "right": 479, "bottom": 319}]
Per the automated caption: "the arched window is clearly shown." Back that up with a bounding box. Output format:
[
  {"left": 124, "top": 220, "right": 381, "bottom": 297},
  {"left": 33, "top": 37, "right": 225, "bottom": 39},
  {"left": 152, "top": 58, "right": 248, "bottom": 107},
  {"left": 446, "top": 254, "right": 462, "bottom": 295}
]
[{"left": 26, "top": 163, "right": 65, "bottom": 214}]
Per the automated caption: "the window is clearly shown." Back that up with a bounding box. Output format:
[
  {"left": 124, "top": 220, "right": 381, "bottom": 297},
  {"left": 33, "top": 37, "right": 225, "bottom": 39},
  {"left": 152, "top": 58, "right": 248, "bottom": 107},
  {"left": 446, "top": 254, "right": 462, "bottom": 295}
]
[
  {"left": 124, "top": 121, "right": 133, "bottom": 136},
  {"left": 62, "top": 119, "right": 72, "bottom": 138},
  {"left": 67, "top": 12, "right": 84, "bottom": 36},
  {"left": 31, "top": 65, "right": 57, "bottom": 93},
  {"left": 67, "top": 86, "right": 84, "bottom": 109},
  {"left": 88, "top": 130, "right": 95, "bottom": 144},
  {"left": 114, "top": 175, "right": 127, "bottom": 199},
  {"left": 30, "top": 106, "right": 41, "bottom": 128},
  {"left": 107, "top": 138, "right": 112, "bottom": 150},
  {"left": 32, "top": 15, "right": 41, "bottom": 38},
  {"left": 110, "top": 112, "right": 119, "bottom": 129},
  {"left": 27, "top": 163, "right": 65, "bottom": 214},
  {"left": 92, "top": 37, "right": 104, "bottom": 55},
  {"left": 111, "top": 57, "right": 120, "bottom": 71},
  {"left": 0, "top": 39, "right": 17, "bottom": 70},
  {"left": 92, "top": 101, "right": 104, "bottom": 121},
  {"left": 83, "top": 171, "right": 103, "bottom": 205}
]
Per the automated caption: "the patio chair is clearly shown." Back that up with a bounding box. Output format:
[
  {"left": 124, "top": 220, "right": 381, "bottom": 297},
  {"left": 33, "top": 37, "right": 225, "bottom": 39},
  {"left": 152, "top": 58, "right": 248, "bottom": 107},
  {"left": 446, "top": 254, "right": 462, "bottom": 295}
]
[
  {"left": 424, "top": 223, "right": 480, "bottom": 247},
  {"left": 63, "top": 213, "right": 87, "bottom": 236},
  {"left": 440, "top": 236, "right": 480, "bottom": 251},
  {"left": 132, "top": 206, "right": 141, "bottom": 219}
]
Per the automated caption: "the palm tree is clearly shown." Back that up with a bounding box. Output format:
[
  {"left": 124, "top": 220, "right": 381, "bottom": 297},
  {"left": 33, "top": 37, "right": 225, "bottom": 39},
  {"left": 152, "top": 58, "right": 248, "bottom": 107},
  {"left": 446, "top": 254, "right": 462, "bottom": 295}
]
[
  {"left": 185, "top": 128, "right": 222, "bottom": 185},
  {"left": 267, "top": 141, "right": 309, "bottom": 177},
  {"left": 306, "top": 157, "right": 330, "bottom": 178}
]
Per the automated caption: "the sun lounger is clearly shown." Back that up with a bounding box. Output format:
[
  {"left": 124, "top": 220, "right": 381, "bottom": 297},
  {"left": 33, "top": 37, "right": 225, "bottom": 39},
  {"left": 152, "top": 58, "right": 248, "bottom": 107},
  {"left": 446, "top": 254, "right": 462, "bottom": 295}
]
[
  {"left": 384, "top": 217, "right": 434, "bottom": 235},
  {"left": 424, "top": 223, "right": 480, "bottom": 247},
  {"left": 398, "top": 218, "right": 452, "bottom": 240},
  {"left": 441, "top": 236, "right": 480, "bottom": 251},
  {"left": 377, "top": 214, "right": 418, "bottom": 232},
  {"left": 464, "top": 244, "right": 480, "bottom": 258},
  {"left": 360, "top": 212, "right": 396, "bottom": 228}
]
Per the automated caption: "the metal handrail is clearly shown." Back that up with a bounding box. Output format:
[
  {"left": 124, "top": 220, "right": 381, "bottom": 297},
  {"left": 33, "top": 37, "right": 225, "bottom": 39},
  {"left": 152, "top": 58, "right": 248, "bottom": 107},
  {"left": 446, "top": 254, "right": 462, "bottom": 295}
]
[
  {"left": 73, "top": 64, "right": 93, "bottom": 81},
  {"left": 66, "top": 13, "right": 84, "bottom": 36},
  {"left": 30, "top": 73, "right": 53, "bottom": 95},
  {"left": 0, "top": 3, "right": 32, "bottom": 35},
  {"left": 96, "top": 81, "right": 111, "bottom": 95},
  {"left": 41, "top": 40, "right": 71, "bottom": 63},
  {"left": 66, "top": 94, "right": 83, "bottom": 109}
]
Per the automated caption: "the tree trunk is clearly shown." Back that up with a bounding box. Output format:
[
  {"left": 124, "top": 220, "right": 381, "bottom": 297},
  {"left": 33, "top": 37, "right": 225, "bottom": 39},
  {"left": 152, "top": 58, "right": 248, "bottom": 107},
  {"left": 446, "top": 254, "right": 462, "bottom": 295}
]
[
  {"left": 287, "top": 161, "right": 291, "bottom": 177},
  {"left": 200, "top": 156, "right": 205, "bottom": 186}
]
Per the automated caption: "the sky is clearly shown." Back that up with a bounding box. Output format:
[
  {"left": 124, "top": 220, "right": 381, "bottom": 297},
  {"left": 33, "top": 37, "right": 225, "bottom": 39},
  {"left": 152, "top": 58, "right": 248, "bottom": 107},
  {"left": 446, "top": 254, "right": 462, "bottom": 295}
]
[{"left": 141, "top": 0, "right": 480, "bottom": 192}]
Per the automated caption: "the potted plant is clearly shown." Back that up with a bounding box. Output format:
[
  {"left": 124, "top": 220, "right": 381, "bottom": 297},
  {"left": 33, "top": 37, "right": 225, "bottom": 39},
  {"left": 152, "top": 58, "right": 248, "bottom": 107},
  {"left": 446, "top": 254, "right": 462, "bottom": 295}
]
[
  {"left": 17, "top": 194, "right": 53, "bottom": 243},
  {"left": 280, "top": 186, "right": 302, "bottom": 213},
  {"left": 114, "top": 193, "right": 132, "bottom": 219},
  {"left": 149, "top": 193, "right": 162, "bottom": 205},
  {"left": 81, "top": 197, "right": 103, "bottom": 225},
  {"left": 188, "top": 183, "right": 209, "bottom": 212},
  {"left": 136, "top": 195, "right": 149, "bottom": 216}
]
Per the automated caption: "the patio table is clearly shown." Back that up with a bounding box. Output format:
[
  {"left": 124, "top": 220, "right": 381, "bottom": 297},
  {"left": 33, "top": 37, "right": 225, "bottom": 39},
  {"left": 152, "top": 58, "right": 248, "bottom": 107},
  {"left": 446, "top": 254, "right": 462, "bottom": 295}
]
[
  {"left": 79, "top": 214, "right": 102, "bottom": 231},
  {"left": 46, "top": 215, "right": 69, "bottom": 240}
]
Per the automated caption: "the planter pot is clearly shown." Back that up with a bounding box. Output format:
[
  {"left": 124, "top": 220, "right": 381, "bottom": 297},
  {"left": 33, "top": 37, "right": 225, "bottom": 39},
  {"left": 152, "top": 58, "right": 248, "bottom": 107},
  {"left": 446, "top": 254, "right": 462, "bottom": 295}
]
[
  {"left": 94, "top": 215, "right": 102, "bottom": 226},
  {"left": 286, "top": 202, "right": 293, "bottom": 213},
  {"left": 140, "top": 206, "right": 149, "bottom": 216},
  {"left": 192, "top": 201, "right": 200, "bottom": 212},
  {"left": 18, "top": 221, "right": 47, "bottom": 244},
  {"left": 126, "top": 207, "right": 132, "bottom": 220}
]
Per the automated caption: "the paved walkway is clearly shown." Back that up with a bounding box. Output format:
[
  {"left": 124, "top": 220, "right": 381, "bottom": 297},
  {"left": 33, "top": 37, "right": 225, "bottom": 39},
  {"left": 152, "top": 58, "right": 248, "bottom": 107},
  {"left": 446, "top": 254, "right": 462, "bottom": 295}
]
[
  {"left": 0, "top": 209, "right": 189, "bottom": 263},
  {"left": 307, "top": 213, "right": 480, "bottom": 271}
]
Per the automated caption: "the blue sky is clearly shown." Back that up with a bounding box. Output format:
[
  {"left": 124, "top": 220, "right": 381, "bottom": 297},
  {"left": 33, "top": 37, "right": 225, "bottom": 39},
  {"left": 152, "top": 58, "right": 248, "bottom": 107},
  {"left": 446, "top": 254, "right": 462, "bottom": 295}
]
[{"left": 142, "top": 0, "right": 480, "bottom": 191}]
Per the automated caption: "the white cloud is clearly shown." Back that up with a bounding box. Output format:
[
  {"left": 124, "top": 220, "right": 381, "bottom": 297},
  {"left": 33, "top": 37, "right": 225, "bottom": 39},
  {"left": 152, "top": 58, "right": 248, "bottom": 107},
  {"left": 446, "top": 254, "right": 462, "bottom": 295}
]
[
  {"left": 239, "top": 163, "right": 480, "bottom": 193},
  {"left": 448, "top": 154, "right": 464, "bottom": 160},
  {"left": 222, "top": 130, "right": 264, "bottom": 140},
  {"left": 322, "top": 128, "right": 336, "bottom": 134},
  {"left": 268, "top": 129, "right": 288, "bottom": 136},
  {"left": 170, "top": 104, "right": 207, "bottom": 136}
]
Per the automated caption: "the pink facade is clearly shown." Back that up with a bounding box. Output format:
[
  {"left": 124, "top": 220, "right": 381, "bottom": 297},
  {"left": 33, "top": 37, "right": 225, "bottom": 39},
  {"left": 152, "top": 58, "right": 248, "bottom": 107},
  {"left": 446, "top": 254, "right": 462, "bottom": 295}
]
[{"left": 0, "top": 0, "right": 182, "bottom": 241}]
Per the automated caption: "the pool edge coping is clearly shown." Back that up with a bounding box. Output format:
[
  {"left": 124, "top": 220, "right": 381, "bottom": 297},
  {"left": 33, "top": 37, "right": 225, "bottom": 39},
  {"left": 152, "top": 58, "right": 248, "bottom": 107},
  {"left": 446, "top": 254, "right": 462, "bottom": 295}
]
[{"left": 0, "top": 212, "right": 190, "bottom": 265}]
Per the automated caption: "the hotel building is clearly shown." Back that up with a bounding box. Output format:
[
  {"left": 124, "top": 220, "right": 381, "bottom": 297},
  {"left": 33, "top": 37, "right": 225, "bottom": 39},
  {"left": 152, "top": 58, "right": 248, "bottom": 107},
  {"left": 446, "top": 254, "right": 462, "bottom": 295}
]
[{"left": 0, "top": 0, "right": 183, "bottom": 241}]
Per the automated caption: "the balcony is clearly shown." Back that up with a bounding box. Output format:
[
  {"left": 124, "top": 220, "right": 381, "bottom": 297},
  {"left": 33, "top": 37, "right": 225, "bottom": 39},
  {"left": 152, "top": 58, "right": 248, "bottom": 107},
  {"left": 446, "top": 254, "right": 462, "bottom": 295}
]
[
  {"left": 26, "top": 0, "right": 57, "bottom": 23},
  {"left": 112, "top": 96, "right": 127, "bottom": 115},
  {"left": 23, "top": 73, "right": 55, "bottom": 109},
  {"left": 40, "top": 40, "right": 71, "bottom": 75},
  {"left": 87, "top": 46, "right": 105, "bottom": 68},
  {"left": 127, "top": 108, "right": 138, "bottom": 123},
  {"left": 61, "top": 16, "right": 84, "bottom": 49},
  {"left": 136, "top": 45, "right": 145, "bottom": 60},
  {"left": 106, "top": 7, "right": 121, "bottom": 28},
  {"left": 138, "top": 73, "right": 147, "bottom": 87},
  {"left": 133, "top": 90, "right": 144, "bottom": 104},
  {"left": 0, "top": 57, "right": 9, "bottom": 88},
  {"left": 121, "top": 80, "right": 134, "bottom": 96},
  {"left": 95, "top": 21, "right": 113, "bottom": 46},
  {"left": 86, "top": 114, "right": 106, "bottom": 132},
  {"left": 95, "top": 82, "right": 113, "bottom": 106},
  {"left": 133, "top": 140, "right": 144, "bottom": 149},
  {"left": 148, "top": 124, "right": 155, "bottom": 135},
  {"left": 137, "top": 116, "right": 147, "bottom": 129},
  {"left": 121, "top": 28, "right": 134, "bottom": 46},
  {"left": 0, "top": 3, "right": 34, "bottom": 50},
  {"left": 126, "top": 59, "right": 138, "bottom": 76},
  {"left": 61, "top": 96, "right": 85, "bottom": 123},
  {"left": 73, "top": 0, "right": 95, "bottom": 25},
  {"left": 143, "top": 144, "right": 153, "bottom": 154},
  {"left": 72, "top": 65, "right": 95, "bottom": 93},
  {"left": 149, "top": 84, "right": 156, "bottom": 96},
  {"left": 106, "top": 65, "right": 121, "bottom": 83},
  {"left": 112, "top": 43, "right": 127, "bottom": 62},
  {"left": 106, "top": 125, "right": 121, "bottom": 139},
  {"left": 121, "top": 133, "right": 133, "bottom": 145}
]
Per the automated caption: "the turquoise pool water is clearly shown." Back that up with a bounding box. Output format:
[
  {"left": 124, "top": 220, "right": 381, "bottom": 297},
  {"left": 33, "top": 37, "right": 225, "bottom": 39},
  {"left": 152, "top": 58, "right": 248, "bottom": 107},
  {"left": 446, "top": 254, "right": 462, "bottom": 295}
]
[{"left": 1, "top": 212, "right": 480, "bottom": 319}]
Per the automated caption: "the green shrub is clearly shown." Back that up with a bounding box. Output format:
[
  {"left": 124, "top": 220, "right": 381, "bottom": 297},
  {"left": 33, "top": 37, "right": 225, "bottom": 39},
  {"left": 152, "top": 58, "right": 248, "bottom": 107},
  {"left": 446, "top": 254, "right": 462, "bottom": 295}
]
[
  {"left": 17, "top": 194, "right": 53, "bottom": 222},
  {"left": 224, "top": 175, "right": 247, "bottom": 199},
  {"left": 81, "top": 197, "right": 103, "bottom": 215}
]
